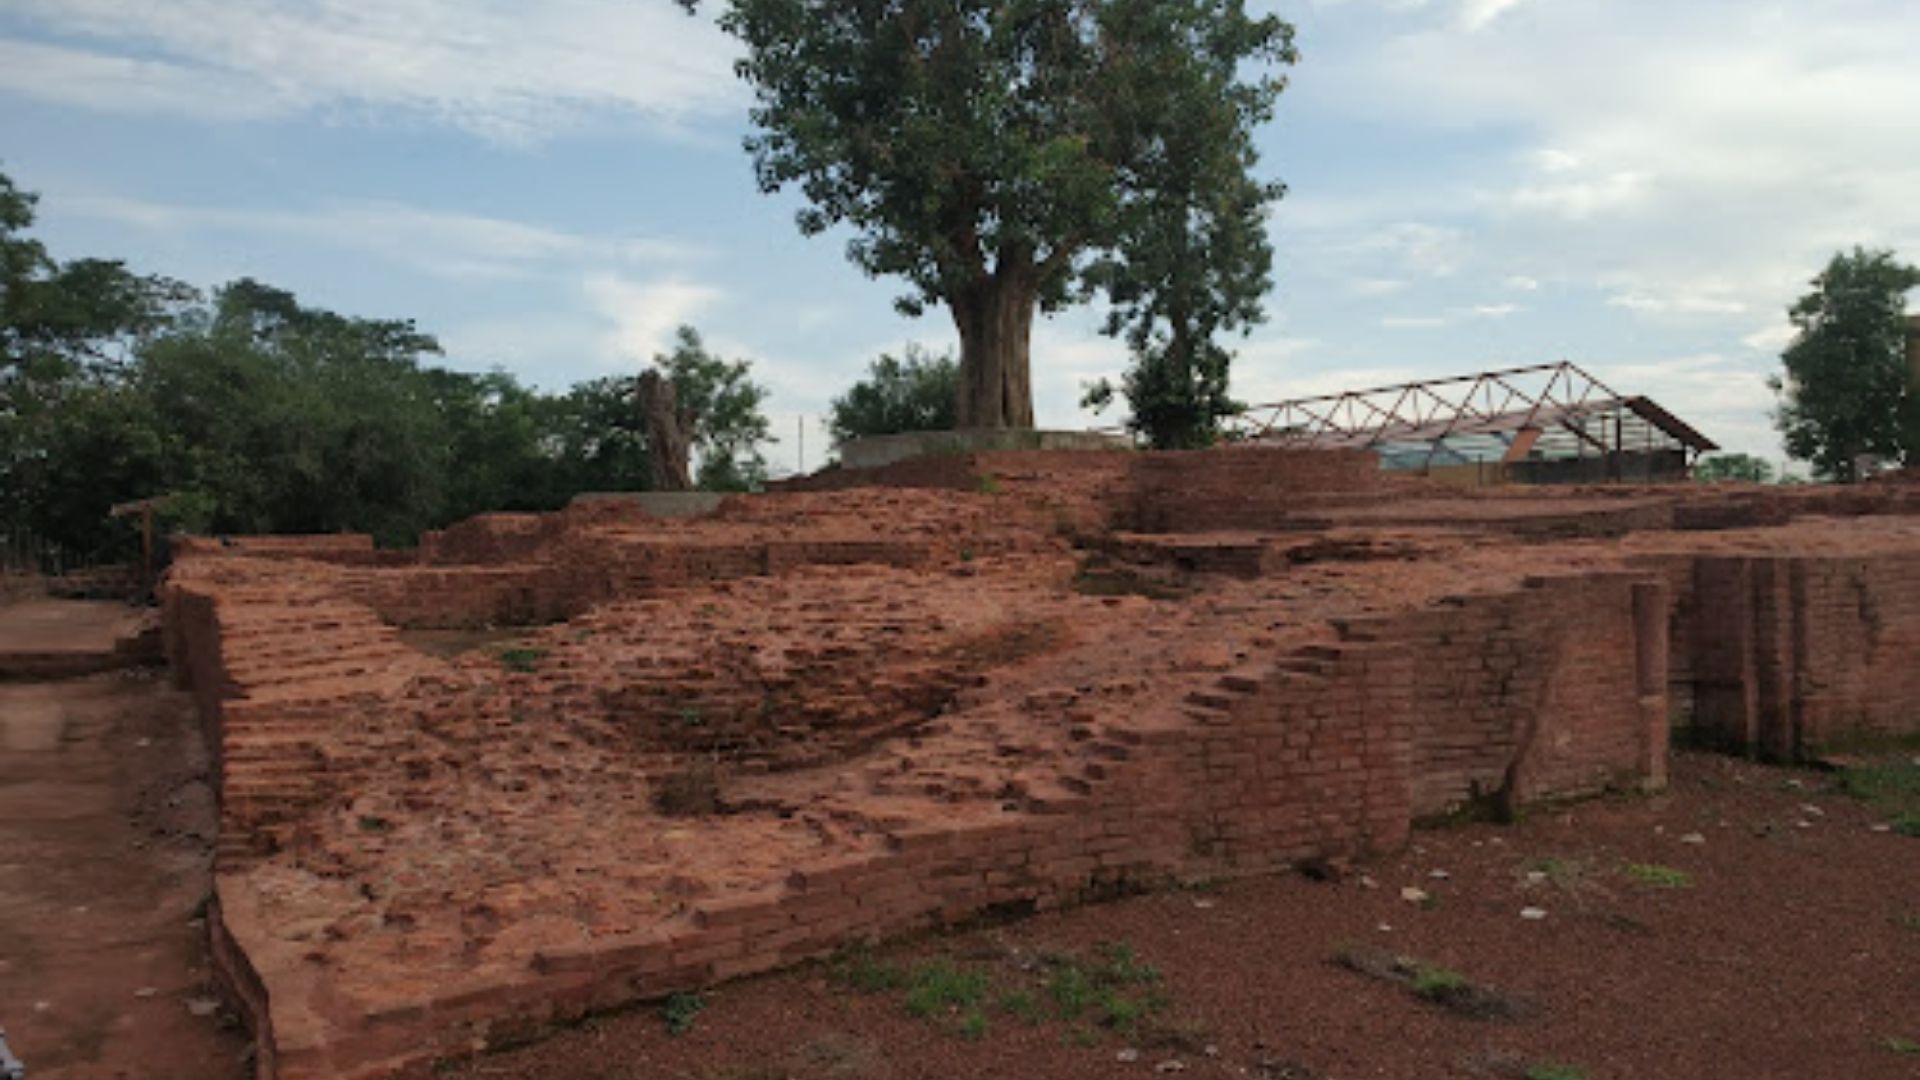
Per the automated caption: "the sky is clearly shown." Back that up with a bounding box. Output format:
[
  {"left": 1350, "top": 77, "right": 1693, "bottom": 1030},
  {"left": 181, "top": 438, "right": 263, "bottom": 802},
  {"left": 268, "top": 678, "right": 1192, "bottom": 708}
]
[{"left": 4, "top": 0, "right": 1919, "bottom": 477}]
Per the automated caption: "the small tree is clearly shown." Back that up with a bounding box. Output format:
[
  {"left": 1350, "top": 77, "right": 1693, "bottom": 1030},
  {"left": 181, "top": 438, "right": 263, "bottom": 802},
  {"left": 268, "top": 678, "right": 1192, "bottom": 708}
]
[
  {"left": 1692, "top": 453, "right": 1774, "bottom": 484},
  {"left": 652, "top": 325, "right": 773, "bottom": 492},
  {"left": 827, "top": 345, "right": 958, "bottom": 446},
  {"left": 1771, "top": 247, "right": 1920, "bottom": 481}
]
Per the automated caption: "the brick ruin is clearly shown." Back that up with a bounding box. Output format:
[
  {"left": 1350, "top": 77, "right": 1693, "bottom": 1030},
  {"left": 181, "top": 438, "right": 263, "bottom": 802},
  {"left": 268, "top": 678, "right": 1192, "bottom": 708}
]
[{"left": 158, "top": 449, "right": 1920, "bottom": 1079}]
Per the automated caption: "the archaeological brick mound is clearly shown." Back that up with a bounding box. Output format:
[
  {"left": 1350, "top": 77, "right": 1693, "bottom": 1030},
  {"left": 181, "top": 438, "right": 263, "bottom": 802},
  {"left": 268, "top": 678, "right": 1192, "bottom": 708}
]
[{"left": 159, "top": 448, "right": 1920, "bottom": 1080}]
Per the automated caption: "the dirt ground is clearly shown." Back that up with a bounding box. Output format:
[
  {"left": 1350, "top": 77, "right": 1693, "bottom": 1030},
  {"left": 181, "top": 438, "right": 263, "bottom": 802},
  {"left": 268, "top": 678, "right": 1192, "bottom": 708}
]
[
  {"left": 441, "top": 752, "right": 1920, "bottom": 1080},
  {"left": 0, "top": 668, "right": 248, "bottom": 1080}
]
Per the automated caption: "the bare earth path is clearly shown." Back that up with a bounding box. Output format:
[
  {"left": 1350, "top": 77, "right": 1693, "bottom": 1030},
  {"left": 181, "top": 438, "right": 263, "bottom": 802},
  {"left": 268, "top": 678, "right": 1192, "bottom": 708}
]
[
  {"left": 0, "top": 627, "right": 247, "bottom": 1078},
  {"left": 448, "top": 753, "right": 1920, "bottom": 1080}
]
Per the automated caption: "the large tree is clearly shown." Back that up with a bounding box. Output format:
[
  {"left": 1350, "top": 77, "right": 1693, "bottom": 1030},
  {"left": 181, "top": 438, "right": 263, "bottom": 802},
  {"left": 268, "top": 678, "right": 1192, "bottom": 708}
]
[
  {"left": 1771, "top": 247, "right": 1920, "bottom": 481},
  {"left": 720, "top": 0, "right": 1294, "bottom": 429}
]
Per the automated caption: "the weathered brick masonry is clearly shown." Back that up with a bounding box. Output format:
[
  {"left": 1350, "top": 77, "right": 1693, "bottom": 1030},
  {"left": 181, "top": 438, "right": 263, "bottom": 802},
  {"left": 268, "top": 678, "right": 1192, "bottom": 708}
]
[{"left": 157, "top": 450, "right": 1920, "bottom": 1080}]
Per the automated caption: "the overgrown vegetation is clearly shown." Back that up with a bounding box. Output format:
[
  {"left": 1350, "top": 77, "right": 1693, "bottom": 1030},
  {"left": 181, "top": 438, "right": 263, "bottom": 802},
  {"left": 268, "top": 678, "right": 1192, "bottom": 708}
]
[
  {"left": 1834, "top": 754, "right": 1920, "bottom": 836},
  {"left": 0, "top": 168, "right": 772, "bottom": 565},
  {"left": 828, "top": 941, "right": 1172, "bottom": 1044}
]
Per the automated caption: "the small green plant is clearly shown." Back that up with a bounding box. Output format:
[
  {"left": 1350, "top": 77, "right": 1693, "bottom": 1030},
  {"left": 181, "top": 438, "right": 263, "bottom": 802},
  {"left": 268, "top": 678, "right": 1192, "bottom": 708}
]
[
  {"left": 1526, "top": 1066, "right": 1589, "bottom": 1080},
  {"left": 1886, "top": 1036, "right": 1920, "bottom": 1056},
  {"left": 958, "top": 546, "right": 975, "bottom": 562},
  {"left": 831, "top": 946, "right": 907, "bottom": 993},
  {"left": 677, "top": 705, "right": 706, "bottom": 728},
  {"left": 662, "top": 990, "right": 705, "bottom": 1035},
  {"left": 902, "top": 960, "right": 990, "bottom": 1020},
  {"left": 1835, "top": 757, "right": 1920, "bottom": 829},
  {"left": 996, "top": 989, "right": 1042, "bottom": 1023},
  {"left": 1045, "top": 962, "right": 1097, "bottom": 1019},
  {"left": 1624, "top": 863, "right": 1693, "bottom": 889},
  {"left": 357, "top": 815, "right": 391, "bottom": 833},
  {"left": 497, "top": 646, "right": 545, "bottom": 673},
  {"left": 1410, "top": 965, "right": 1469, "bottom": 1000},
  {"left": 975, "top": 473, "right": 1001, "bottom": 495},
  {"left": 956, "top": 1009, "right": 989, "bottom": 1041}
]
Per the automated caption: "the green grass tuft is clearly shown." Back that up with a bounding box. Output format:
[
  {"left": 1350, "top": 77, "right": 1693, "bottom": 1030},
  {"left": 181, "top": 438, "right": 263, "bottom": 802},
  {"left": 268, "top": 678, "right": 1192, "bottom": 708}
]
[
  {"left": 1624, "top": 863, "right": 1693, "bottom": 888},
  {"left": 497, "top": 646, "right": 545, "bottom": 673},
  {"left": 662, "top": 990, "right": 705, "bottom": 1036}
]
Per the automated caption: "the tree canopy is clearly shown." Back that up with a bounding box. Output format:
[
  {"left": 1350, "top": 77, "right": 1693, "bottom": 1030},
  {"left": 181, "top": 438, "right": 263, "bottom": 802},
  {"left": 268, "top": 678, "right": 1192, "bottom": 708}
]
[
  {"left": 1771, "top": 247, "right": 1920, "bottom": 482},
  {"left": 654, "top": 325, "right": 774, "bottom": 492},
  {"left": 0, "top": 169, "right": 773, "bottom": 567},
  {"left": 827, "top": 344, "right": 958, "bottom": 446},
  {"left": 1692, "top": 453, "right": 1775, "bottom": 485},
  {"left": 720, "top": 0, "right": 1294, "bottom": 429}
]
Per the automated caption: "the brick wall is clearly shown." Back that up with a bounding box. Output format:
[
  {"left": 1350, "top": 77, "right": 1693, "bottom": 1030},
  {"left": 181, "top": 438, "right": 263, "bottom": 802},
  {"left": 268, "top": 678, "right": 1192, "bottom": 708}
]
[
  {"left": 1128, "top": 448, "right": 1383, "bottom": 532},
  {"left": 1644, "top": 551, "right": 1920, "bottom": 758},
  {"left": 175, "top": 561, "right": 1678, "bottom": 1079}
]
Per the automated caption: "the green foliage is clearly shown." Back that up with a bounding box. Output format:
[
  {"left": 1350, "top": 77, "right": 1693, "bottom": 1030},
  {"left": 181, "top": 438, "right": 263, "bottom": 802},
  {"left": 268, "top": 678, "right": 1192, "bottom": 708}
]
[
  {"left": 828, "top": 941, "right": 1170, "bottom": 1045},
  {"left": 662, "top": 990, "right": 706, "bottom": 1035},
  {"left": 0, "top": 171, "right": 777, "bottom": 562},
  {"left": 1623, "top": 863, "right": 1693, "bottom": 889},
  {"left": 1410, "top": 965, "right": 1469, "bottom": 999},
  {"left": 1836, "top": 756, "right": 1920, "bottom": 835},
  {"left": 1771, "top": 247, "right": 1920, "bottom": 481},
  {"left": 827, "top": 344, "right": 957, "bottom": 446},
  {"left": 1525, "top": 1065, "right": 1589, "bottom": 1080},
  {"left": 655, "top": 325, "right": 772, "bottom": 492},
  {"left": 720, "top": 0, "right": 1294, "bottom": 428},
  {"left": 828, "top": 945, "right": 907, "bottom": 993},
  {"left": 497, "top": 647, "right": 546, "bottom": 673},
  {"left": 1692, "top": 452, "right": 1775, "bottom": 484},
  {"left": 902, "top": 960, "right": 990, "bottom": 1018}
]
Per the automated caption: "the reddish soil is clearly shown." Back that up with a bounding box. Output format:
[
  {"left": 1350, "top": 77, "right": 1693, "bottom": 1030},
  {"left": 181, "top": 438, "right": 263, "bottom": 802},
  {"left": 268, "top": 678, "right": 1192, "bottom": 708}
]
[
  {"left": 0, "top": 665, "right": 247, "bottom": 1080},
  {"left": 443, "top": 752, "right": 1920, "bottom": 1080}
]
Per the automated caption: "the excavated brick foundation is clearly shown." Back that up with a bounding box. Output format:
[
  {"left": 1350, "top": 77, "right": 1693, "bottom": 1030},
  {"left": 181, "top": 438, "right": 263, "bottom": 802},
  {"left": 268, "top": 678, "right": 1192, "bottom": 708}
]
[{"left": 160, "top": 450, "right": 1920, "bottom": 1079}]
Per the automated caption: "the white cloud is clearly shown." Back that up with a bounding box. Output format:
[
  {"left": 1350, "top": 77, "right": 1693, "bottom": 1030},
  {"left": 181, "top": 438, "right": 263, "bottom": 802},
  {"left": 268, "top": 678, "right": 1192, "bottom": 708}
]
[
  {"left": 584, "top": 275, "right": 722, "bottom": 368},
  {"left": 1352, "top": 222, "right": 1467, "bottom": 278},
  {"left": 1606, "top": 292, "right": 1749, "bottom": 317},
  {"left": 1381, "top": 303, "right": 1523, "bottom": 329},
  {"left": 1322, "top": 0, "right": 1920, "bottom": 332},
  {"left": 0, "top": 0, "right": 739, "bottom": 141},
  {"left": 1504, "top": 275, "right": 1541, "bottom": 291},
  {"left": 1459, "top": 0, "right": 1533, "bottom": 31},
  {"left": 1351, "top": 277, "right": 1410, "bottom": 297},
  {"left": 0, "top": 39, "right": 286, "bottom": 119},
  {"left": 1504, "top": 169, "right": 1652, "bottom": 221},
  {"left": 1741, "top": 323, "right": 1796, "bottom": 355},
  {"left": 55, "top": 193, "right": 703, "bottom": 281},
  {"left": 1586, "top": 353, "right": 1782, "bottom": 457}
]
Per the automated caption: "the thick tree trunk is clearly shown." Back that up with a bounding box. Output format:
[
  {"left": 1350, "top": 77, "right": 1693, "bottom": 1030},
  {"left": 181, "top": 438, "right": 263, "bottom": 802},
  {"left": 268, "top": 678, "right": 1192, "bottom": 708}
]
[
  {"left": 636, "top": 369, "right": 694, "bottom": 492},
  {"left": 951, "top": 274, "right": 1037, "bottom": 429}
]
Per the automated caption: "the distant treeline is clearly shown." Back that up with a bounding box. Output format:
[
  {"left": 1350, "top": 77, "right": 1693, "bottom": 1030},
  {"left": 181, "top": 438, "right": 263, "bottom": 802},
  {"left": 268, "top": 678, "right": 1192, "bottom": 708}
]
[{"left": 1, "top": 169, "right": 769, "bottom": 566}]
